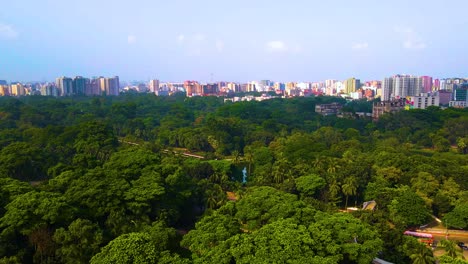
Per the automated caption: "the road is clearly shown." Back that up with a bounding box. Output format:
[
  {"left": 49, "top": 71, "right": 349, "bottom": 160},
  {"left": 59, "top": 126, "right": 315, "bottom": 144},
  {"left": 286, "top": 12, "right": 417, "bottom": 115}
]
[{"left": 119, "top": 139, "right": 205, "bottom": 159}]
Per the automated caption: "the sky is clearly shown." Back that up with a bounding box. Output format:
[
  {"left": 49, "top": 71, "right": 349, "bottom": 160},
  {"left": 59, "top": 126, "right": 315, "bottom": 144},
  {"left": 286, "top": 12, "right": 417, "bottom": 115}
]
[{"left": 1, "top": 0, "right": 468, "bottom": 83}]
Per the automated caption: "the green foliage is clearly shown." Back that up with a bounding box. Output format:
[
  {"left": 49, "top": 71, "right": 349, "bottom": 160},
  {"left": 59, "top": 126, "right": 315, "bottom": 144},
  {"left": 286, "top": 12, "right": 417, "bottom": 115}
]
[
  {"left": 409, "top": 243, "right": 435, "bottom": 264},
  {"left": 234, "top": 187, "right": 307, "bottom": 230},
  {"left": 438, "top": 255, "right": 468, "bottom": 264},
  {"left": 181, "top": 210, "right": 240, "bottom": 259},
  {"left": 389, "top": 187, "right": 432, "bottom": 228},
  {"left": 443, "top": 203, "right": 468, "bottom": 229},
  {"left": 0, "top": 191, "right": 75, "bottom": 235},
  {"left": 0, "top": 95, "right": 467, "bottom": 262},
  {"left": 295, "top": 174, "right": 326, "bottom": 197},
  {"left": 53, "top": 219, "right": 104, "bottom": 264},
  {"left": 0, "top": 142, "right": 48, "bottom": 181},
  {"left": 90, "top": 221, "right": 186, "bottom": 264}
]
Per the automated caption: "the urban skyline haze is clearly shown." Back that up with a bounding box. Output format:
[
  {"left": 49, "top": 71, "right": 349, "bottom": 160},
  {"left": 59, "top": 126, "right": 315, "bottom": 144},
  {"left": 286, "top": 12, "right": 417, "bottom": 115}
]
[{"left": 1, "top": 0, "right": 468, "bottom": 82}]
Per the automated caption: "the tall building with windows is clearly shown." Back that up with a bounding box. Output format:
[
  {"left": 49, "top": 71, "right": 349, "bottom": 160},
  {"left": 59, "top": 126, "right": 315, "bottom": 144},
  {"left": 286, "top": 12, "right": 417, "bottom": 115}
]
[
  {"left": 97, "top": 76, "right": 119, "bottom": 96},
  {"left": 149, "top": 79, "right": 160, "bottom": 94},
  {"left": 107, "top": 76, "right": 120, "bottom": 96},
  {"left": 345, "top": 78, "right": 360, "bottom": 94},
  {"left": 420, "top": 76, "right": 433, "bottom": 93},
  {"left": 73, "top": 76, "right": 86, "bottom": 95},
  {"left": 382, "top": 75, "right": 423, "bottom": 100},
  {"left": 382, "top": 77, "right": 394, "bottom": 101},
  {"left": 434, "top": 79, "right": 440, "bottom": 90},
  {"left": 11, "top": 83, "right": 25, "bottom": 96},
  {"left": 0, "top": 85, "right": 10, "bottom": 96},
  {"left": 40, "top": 84, "right": 59, "bottom": 97},
  {"left": 405, "top": 93, "right": 439, "bottom": 109},
  {"left": 87, "top": 77, "right": 100, "bottom": 95},
  {"left": 56, "top": 77, "right": 73, "bottom": 96},
  {"left": 184, "top": 81, "right": 201, "bottom": 96}
]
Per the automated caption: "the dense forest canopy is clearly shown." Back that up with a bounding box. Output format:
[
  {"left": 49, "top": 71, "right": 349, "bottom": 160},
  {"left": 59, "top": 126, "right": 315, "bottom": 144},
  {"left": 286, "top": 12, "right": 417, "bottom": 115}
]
[{"left": 0, "top": 94, "right": 467, "bottom": 263}]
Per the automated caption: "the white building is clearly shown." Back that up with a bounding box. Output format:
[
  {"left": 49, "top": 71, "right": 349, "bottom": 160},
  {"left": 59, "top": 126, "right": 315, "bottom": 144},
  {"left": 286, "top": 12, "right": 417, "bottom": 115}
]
[{"left": 405, "top": 93, "right": 439, "bottom": 109}]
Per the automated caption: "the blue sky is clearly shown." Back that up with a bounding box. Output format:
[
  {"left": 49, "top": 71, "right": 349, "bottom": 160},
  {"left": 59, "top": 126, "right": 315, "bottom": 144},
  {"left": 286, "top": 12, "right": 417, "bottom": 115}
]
[{"left": 1, "top": 0, "right": 467, "bottom": 82}]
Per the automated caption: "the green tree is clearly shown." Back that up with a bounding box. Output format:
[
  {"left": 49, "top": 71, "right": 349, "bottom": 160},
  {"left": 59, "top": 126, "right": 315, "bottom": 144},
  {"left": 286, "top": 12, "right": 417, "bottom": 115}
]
[
  {"left": 0, "top": 142, "right": 48, "bottom": 181},
  {"left": 90, "top": 222, "right": 186, "bottom": 264},
  {"left": 181, "top": 209, "right": 240, "bottom": 259},
  {"left": 409, "top": 243, "right": 435, "bottom": 264},
  {"left": 444, "top": 203, "right": 468, "bottom": 229},
  {"left": 456, "top": 137, "right": 468, "bottom": 154},
  {"left": 295, "top": 174, "right": 326, "bottom": 197},
  {"left": 234, "top": 186, "right": 307, "bottom": 231},
  {"left": 437, "top": 239, "right": 463, "bottom": 259},
  {"left": 53, "top": 219, "right": 104, "bottom": 264},
  {"left": 389, "top": 187, "right": 431, "bottom": 228},
  {"left": 0, "top": 191, "right": 74, "bottom": 236},
  {"left": 342, "top": 176, "right": 358, "bottom": 209},
  {"left": 438, "top": 255, "right": 468, "bottom": 264}
]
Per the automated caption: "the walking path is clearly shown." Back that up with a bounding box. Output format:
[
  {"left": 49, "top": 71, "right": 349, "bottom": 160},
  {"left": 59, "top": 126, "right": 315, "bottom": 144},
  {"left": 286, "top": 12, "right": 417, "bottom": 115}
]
[{"left": 119, "top": 139, "right": 205, "bottom": 159}]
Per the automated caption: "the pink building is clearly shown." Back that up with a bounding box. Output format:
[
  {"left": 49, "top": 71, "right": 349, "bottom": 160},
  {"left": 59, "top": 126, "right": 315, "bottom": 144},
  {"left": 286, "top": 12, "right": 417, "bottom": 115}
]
[
  {"left": 434, "top": 79, "right": 440, "bottom": 91},
  {"left": 420, "top": 76, "right": 433, "bottom": 93}
]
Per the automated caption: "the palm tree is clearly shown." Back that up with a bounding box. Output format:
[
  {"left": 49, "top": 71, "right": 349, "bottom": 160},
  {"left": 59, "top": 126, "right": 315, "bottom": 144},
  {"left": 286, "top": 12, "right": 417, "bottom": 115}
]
[
  {"left": 326, "top": 157, "right": 341, "bottom": 174},
  {"left": 409, "top": 244, "right": 435, "bottom": 264},
  {"left": 342, "top": 177, "right": 357, "bottom": 210},
  {"left": 328, "top": 177, "right": 341, "bottom": 206},
  {"left": 437, "top": 239, "right": 462, "bottom": 259},
  {"left": 272, "top": 157, "right": 289, "bottom": 184},
  {"left": 232, "top": 150, "right": 240, "bottom": 165},
  {"left": 312, "top": 156, "right": 324, "bottom": 173},
  {"left": 244, "top": 147, "right": 254, "bottom": 177}
]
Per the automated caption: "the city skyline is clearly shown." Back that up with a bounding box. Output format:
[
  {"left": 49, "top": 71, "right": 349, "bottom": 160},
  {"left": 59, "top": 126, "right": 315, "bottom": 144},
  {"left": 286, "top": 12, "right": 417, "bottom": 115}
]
[{"left": 1, "top": 0, "right": 468, "bottom": 82}]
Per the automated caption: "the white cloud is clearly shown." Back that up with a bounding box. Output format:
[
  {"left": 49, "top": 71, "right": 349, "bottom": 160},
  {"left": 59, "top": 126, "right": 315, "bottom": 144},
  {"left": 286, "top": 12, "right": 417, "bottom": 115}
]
[
  {"left": 127, "top": 35, "right": 136, "bottom": 44},
  {"left": 352, "top": 42, "right": 369, "bottom": 50},
  {"left": 403, "top": 40, "right": 426, "bottom": 50},
  {"left": 266, "top": 40, "right": 288, "bottom": 52},
  {"left": 215, "top": 39, "right": 224, "bottom": 52},
  {"left": 177, "top": 34, "right": 185, "bottom": 42},
  {"left": 0, "top": 23, "right": 18, "bottom": 39},
  {"left": 394, "top": 26, "right": 426, "bottom": 50}
]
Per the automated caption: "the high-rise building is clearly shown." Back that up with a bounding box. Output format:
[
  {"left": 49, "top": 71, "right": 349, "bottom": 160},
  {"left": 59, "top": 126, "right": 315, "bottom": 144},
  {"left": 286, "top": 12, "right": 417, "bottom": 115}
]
[
  {"left": 382, "top": 75, "right": 422, "bottom": 100},
  {"left": 149, "top": 79, "right": 160, "bottom": 94},
  {"left": 246, "top": 83, "right": 256, "bottom": 92},
  {"left": 202, "top": 83, "right": 218, "bottom": 95},
  {"left": 434, "top": 79, "right": 440, "bottom": 90},
  {"left": 397, "top": 75, "right": 421, "bottom": 97},
  {"left": 0, "top": 85, "right": 10, "bottom": 96},
  {"left": 453, "top": 85, "right": 468, "bottom": 102},
  {"left": 0, "top": 80, "right": 7, "bottom": 85},
  {"left": 87, "top": 78, "right": 101, "bottom": 95},
  {"left": 227, "top": 82, "right": 240, "bottom": 92},
  {"left": 56, "top": 77, "right": 73, "bottom": 96},
  {"left": 99, "top": 77, "right": 107, "bottom": 95},
  {"left": 420, "top": 76, "right": 433, "bottom": 93},
  {"left": 73, "top": 76, "right": 86, "bottom": 95},
  {"left": 107, "top": 76, "right": 120, "bottom": 96},
  {"left": 382, "top": 77, "right": 394, "bottom": 101},
  {"left": 260, "top": 80, "right": 271, "bottom": 87},
  {"left": 345, "top": 78, "right": 360, "bottom": 94},
  {"left": 184, "top": 81, "right": 201, "bottom": 96},
  {"left": 11, "top": 83, "right": 25, "bottom": 96},
  {"left": 40, "top": 84, "right": 59, "bottom": 97},
  {"left": 97, "top": 76, "right": 119, "bottom": 96}
]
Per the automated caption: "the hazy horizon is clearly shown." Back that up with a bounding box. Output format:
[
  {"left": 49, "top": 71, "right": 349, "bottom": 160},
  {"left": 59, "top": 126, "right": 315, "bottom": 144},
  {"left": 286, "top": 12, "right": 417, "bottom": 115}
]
[{"left": 2, "top": 0, "right": 468, "bottom": 82}]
